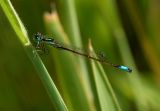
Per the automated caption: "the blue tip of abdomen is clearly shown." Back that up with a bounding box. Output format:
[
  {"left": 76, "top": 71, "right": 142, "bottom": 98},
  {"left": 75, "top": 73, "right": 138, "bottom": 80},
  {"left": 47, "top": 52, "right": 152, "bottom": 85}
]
[{"left": 117, "top": 65, "right": 132, "bottom": 73}]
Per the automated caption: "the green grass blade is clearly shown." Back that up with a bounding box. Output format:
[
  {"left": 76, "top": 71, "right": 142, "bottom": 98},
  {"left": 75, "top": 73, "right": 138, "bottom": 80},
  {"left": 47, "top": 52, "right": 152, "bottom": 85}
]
[
  {"left": 0, "top": 0, "right": 68, "bottom": 110},
  {"left": 44, "top": 11, "right": 93, "bottom": 111},
  {"left": 98, "top": 0, "right": 149, "bottom": 110},
  {"left": 25, "top": 46, "right": 68, "bottom": 111},
  {"left": 60, "top": 0, "right": 93, "bottom": 103},
  {"left": 0, "top": 0, "right": 29, "bottom": 45},
  {"left": 59, "top": 0, "right": 82, "bottom": 47},
  {"left": 59, "top": 1, "right": 95, "bottom": 110},
  {"left": 89, "top": 41, "right": 122, "bottom": 111}
]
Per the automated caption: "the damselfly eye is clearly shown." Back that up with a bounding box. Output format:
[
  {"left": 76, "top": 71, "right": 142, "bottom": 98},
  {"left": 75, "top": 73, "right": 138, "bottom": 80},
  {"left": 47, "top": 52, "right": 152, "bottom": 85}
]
[{"left": 34, "top": 32, "right": 42, "bottom": 42}]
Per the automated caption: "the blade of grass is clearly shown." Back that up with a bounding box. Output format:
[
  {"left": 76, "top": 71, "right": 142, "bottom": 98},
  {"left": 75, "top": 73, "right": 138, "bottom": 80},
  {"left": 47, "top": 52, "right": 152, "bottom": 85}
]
[
  {"left": 60, "top": 0, "right": 95, "bottom": 103},
  {"left": 97, "top": 0, "right": 149, "bottom": 110},
  {"left": 43, "top": 11, "right": 93, "bottom": 111},
  {"left": 88, "top": 40, "right": 122, "bottom": 111},
  {"left": 0, "top": 0, "right": 68, "bottom": 110},
  {"left": 59, "top": 0, "right": 82, "bottom": 47},
  {"left": 58, "top": 1, "right": 96, "bottom": 110}
]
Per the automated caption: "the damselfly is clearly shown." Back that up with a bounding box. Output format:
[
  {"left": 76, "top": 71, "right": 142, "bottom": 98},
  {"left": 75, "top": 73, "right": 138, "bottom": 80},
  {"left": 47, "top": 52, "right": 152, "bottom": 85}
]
[{"left": 34, "top": 32, "right": 132, "bottom": 73}]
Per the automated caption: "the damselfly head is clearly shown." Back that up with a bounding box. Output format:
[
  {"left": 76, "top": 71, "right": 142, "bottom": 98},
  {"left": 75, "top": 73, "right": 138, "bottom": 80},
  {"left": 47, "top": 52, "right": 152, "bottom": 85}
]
[{"left": 34, "top": 32, "right": 43, "bottom": 42}]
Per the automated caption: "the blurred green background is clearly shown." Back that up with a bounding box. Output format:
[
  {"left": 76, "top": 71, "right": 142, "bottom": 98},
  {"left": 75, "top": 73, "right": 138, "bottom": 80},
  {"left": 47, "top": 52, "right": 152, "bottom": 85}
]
[{"left": 0, "top": 0, "right": 160, "bottom": 111}]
